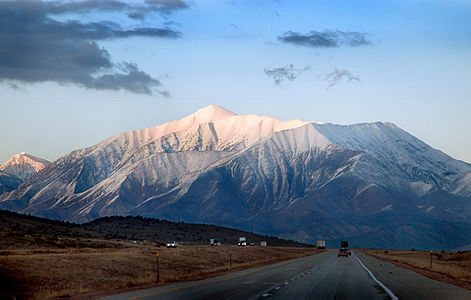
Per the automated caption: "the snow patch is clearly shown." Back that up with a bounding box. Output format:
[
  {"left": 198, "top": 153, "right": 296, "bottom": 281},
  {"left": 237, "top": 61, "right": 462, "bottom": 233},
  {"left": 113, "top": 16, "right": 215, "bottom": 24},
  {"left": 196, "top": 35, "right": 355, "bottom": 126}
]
[
  {"left": 410, "top": 182, "right": 433, "bottom": 197},
  {"left": 0, "top": 152, "right": 50, "bottom": 180}
]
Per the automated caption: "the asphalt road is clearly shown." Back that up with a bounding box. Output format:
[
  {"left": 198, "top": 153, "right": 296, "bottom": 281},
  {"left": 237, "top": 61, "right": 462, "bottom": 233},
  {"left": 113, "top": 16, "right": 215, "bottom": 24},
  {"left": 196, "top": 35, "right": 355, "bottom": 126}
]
[{"left": 105, "top": 249, "right": 471, "bottom": 300}]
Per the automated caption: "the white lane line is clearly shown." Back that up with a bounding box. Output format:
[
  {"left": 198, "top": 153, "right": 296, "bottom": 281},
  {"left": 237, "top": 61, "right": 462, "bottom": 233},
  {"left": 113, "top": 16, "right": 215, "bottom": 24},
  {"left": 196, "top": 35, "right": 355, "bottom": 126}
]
[{"left": 352, "top": 251, "right": 398, "bottom": 300}]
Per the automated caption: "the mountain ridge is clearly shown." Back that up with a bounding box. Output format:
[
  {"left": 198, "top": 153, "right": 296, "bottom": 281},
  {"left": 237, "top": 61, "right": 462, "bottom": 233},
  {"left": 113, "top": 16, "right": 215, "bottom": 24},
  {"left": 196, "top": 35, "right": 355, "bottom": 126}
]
[{"left": 1, "top": 105, "right": 470, "bottom": 249}]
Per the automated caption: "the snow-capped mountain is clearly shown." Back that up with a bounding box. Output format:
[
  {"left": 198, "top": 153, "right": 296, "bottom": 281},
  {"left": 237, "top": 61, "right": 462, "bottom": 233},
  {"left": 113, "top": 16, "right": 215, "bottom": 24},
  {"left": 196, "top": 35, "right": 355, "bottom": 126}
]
[
  {"left": 0, "top": 152, "right": 50, "bottom": 180},
  {"left": 1, "top": 105, "right": 470, "bottom": 249}
]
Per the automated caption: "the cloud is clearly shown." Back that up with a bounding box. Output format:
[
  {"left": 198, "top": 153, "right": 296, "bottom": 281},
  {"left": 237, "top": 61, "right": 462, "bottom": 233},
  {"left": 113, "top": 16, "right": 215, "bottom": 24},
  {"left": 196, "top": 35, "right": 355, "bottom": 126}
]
[
  {"left": 128, "top": 0, "right": 190, "bottom": 19},
  {"left": 0, "top": 0, "right": 188, "bottom": 95},
  {"left": 278, "top": 30, "right": 372, "bottom": 48},
  {"left": 264, "top": 64, "right": 310, "bottom": 85},
  {"left": 324, "top": 69, "right": 360, "bottom": 88}
]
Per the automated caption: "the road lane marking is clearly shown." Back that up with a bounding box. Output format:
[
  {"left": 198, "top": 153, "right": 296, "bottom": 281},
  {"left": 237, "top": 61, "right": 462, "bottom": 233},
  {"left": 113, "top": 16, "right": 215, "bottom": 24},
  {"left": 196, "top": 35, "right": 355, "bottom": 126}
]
[
  {"left": 352, "top": 251, "right": 398, "bottom": 300},
  {"left": 128, "top": 259, "right": 296, "bottom": 299}
]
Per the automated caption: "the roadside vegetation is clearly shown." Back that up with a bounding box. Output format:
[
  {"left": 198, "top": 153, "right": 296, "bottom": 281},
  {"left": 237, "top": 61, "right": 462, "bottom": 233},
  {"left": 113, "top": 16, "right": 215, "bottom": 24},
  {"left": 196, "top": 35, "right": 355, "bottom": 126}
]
[
  {"left": 363, "top": 249, "right": 471, "bottom": 290},
  {"left": 0, "top": 244, "right": 321, "bottom": 299},
  {"left": 0, "top": 210, "right": 320, "bottom": 299}
]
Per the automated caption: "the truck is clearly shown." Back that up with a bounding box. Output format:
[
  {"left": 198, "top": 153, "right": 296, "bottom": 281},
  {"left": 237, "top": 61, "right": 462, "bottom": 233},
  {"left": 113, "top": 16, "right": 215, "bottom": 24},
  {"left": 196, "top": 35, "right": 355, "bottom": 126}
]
[
  {"left": 210, "top": 238, "right": 220, "bottom": 246},
  {"left": 316, "top": 240, "right": 326, "bottom": 249},
  {"left": 340, "top": 241, "right": 351, "bottom": 256}
]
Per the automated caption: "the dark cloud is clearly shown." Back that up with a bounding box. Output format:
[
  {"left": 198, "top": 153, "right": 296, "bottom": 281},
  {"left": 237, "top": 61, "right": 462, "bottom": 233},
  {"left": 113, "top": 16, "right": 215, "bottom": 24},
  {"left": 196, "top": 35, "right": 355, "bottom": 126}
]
[
  {"left": 0, "top": 0, "right": 187, "bottom": 95},
  {"left": 264, "top": 64, "right": 310, "bottom": 85},
  {"left": 278, "top": 30, "right": 372, "bottom": 48},
  {"left": 145, "top": 0, "right": 189, "bottom": 14},
  {"left": 324, "top": 69, "right": 360, "bottom": 88},
  {"left": 84, "top": 63, "right": 169, "bottom": 96},
  {"left": 128, "top": 0, "right": 190, "bottom": 20}
]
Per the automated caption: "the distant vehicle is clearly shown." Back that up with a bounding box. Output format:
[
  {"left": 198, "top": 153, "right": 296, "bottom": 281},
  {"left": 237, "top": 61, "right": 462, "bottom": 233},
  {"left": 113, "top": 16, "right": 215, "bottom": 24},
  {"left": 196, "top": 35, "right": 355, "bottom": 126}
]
[
  {"left": 237, "top": 241, "right": 247, "bottom": 246},
  {"left": 166, "top": 241, "right": 177, "bottom": 248},
  {"left": 341, "top": 241, "right": 349, "bottom": 248},
  {"left": 210, "top": 238, "right": 221, "bottom": 246},
  {"left": 317, "top": 240, "right": 326, "bottom": 249},
  {"left": 338, "top": 248, "right": 349, "bottom": 257},
  {"left": 249, "top": 242, "right": 256, "bottom": 246}
]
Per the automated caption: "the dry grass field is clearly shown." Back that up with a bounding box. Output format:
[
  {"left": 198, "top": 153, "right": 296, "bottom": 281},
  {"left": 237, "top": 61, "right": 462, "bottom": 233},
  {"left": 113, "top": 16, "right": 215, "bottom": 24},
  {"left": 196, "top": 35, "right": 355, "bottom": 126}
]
[
  {"left": 0, "top": 243, "right": 321, "bottom": 299},
  {"left": 363, "top": 249, "right": 471, "bottom": 290}
]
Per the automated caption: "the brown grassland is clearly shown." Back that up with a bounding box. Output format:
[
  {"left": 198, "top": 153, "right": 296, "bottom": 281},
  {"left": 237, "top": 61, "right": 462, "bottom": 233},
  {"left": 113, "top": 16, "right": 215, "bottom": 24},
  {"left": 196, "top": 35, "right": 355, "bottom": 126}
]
[
  {"left": 0, "top": 241, "right": 322, "bottom": 299},
  {"left": 362, "top": 249, "right": 471, "bottom": 291}
]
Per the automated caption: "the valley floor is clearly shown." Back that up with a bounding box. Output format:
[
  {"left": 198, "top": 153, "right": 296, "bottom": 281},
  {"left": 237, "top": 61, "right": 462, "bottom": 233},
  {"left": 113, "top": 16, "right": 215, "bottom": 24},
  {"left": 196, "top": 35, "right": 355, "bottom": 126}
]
[{"left": 0, "top": 243, "right": 321, "bottom": 299}]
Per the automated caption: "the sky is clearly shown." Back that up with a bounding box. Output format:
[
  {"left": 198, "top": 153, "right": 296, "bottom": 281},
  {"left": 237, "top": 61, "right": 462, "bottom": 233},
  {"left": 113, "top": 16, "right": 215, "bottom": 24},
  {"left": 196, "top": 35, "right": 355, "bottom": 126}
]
[{"left": 1, "top": 0, "right": 470, "bottom": 164}]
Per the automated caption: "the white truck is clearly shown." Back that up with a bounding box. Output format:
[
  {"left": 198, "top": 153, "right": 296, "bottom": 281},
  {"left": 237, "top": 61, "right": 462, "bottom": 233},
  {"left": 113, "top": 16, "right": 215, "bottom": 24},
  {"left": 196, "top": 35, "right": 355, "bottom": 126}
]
[{"left": 316, "top": 240, "right": 326, "bottom": 249}]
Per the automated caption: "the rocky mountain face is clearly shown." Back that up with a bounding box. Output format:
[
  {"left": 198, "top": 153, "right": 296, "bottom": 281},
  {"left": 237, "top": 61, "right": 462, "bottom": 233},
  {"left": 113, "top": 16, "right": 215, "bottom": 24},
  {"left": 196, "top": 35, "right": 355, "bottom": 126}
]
[
  {"left": 0, "top": 152, "right": 50, "bottom": 180},
  {"left": 0, "top": 171, "right": 23, "bottom": 194},
  {"left": 0, "top": 153, "right": 50, "bottom": 194},
  {"left": 1, "top": 105, "right": 470, "bottom": 249}
]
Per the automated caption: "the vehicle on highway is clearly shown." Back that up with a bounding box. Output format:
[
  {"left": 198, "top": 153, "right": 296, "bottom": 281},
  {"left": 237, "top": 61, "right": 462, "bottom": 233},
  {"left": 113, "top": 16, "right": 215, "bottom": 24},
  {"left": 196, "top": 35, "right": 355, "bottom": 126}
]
[
  {"left": 316, "top": 240, "right": 326, "bottom": 249},
  {"left": 238, "top": 241, "right": 247, "bottom": 246},
  {"left": 166, "top": 241, "right": 177, "bottom": 248},
  {"left": 210, "top": 238, "right": 221, "bottom": 246},
  {"left": 338, "top": 248, "right": 349, "bottom": 257}
]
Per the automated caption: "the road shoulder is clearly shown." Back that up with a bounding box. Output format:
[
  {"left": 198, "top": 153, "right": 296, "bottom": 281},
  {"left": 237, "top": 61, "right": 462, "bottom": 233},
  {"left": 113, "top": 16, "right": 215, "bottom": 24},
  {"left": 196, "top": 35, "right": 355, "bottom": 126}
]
[{"left": 355, "top": 250, "right": 471, "bottom": 299}]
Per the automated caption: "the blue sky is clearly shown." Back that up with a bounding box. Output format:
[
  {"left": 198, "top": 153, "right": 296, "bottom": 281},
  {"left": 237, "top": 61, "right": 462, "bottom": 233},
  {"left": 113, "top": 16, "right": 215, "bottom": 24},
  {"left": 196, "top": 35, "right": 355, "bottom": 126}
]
[{"left": 1, "top": 0, "right": 470, "bottom": 163}]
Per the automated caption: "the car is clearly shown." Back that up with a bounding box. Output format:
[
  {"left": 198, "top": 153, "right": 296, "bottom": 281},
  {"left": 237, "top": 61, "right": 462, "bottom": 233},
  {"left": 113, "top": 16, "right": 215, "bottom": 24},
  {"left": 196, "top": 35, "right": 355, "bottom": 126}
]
[
  {"left": 166, "top": 241, "right": 177, "bottom": 248},
  {"left": 237, "top": 241, "right": 247, "bottom": 246},
  {"left": 338, "top": 248, "right": 349, "bottom": 257}
]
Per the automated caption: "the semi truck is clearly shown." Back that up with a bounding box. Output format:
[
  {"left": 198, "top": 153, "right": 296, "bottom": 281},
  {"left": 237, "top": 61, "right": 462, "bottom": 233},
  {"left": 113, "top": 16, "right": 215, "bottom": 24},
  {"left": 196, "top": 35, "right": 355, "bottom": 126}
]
[{"left": 316, "top": 240, "right": 326, "bottom": 249}]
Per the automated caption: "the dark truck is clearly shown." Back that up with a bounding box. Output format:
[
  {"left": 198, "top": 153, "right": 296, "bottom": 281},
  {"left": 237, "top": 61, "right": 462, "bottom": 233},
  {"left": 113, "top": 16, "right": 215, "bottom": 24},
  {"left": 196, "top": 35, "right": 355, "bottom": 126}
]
[{"left": 338, "top": 240, "right": 351, "bottom": 257}]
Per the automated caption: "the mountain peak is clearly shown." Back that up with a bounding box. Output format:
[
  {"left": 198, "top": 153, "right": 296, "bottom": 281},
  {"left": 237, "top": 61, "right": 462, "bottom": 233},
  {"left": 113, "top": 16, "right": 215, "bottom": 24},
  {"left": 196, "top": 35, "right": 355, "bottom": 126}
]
[
  {"left": 0, "top": 152, "right": 50, "bottom": 180},
  {"left": 190, "top": 104, "right": 236, "bottom": 123}
]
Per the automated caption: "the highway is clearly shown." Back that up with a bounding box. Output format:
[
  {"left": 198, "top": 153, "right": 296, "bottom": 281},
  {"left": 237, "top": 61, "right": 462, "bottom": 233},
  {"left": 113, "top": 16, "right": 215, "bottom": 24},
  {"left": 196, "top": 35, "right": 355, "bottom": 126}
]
[{"left": 105, "top": 249, "right": 471, "bottom": 300}]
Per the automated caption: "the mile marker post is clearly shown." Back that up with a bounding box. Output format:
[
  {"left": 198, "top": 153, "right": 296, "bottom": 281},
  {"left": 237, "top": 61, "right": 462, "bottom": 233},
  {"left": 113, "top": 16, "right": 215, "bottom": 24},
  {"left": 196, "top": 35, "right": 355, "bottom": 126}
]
[
  {"left": 157, "top": 251, "right": 160, "bottom": 283},
  {"left": 430, "top": 250, "right": 433, "bottom": 270}
]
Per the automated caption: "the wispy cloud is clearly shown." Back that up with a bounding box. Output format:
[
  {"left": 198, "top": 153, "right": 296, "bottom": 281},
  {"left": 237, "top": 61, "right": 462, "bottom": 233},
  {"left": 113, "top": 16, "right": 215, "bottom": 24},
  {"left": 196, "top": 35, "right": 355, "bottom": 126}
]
[
  {"left": 278, "top": 30, "right": 372, "bottom": 48},
  {"left": 324, "top": 69, "right": 360, "bottom": 88},
  {"left": 264, "top": 64, "right": 310, "bottom": 85},
  {"left": 0, "top": 0, "right": 189, "bottom": 95}
]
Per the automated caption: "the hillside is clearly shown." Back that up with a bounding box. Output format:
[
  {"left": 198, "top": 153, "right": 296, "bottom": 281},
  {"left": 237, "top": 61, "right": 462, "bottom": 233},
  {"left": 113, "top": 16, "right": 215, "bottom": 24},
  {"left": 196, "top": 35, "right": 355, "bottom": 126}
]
[{"left": 0, "top": 210, "right": 310, "bottom": 249}]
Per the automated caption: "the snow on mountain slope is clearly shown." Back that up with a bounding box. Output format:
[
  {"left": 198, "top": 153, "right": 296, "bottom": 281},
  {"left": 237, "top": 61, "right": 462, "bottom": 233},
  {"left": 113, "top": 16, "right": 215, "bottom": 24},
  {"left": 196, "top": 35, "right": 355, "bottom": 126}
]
[
  {"left": 0, "top": 152, "right": 50, "bottom": 180},
  {"left": 312, "top": 122, "right": 471, "bottom": 195},
  {"left": 1, "top": 105, "right": 471, "bottom": 249},
  {"left": 91, "top": 104, "right": 309, "bottom": 155}
]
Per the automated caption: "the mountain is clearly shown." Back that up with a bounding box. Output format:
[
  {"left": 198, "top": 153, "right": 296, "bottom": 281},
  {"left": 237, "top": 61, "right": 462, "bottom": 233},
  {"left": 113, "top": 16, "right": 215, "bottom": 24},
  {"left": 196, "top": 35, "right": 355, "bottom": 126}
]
[
  {"left": 0, "top": 153, "right": 50, "bottom": 194},
  {"left": 1, "top": 105, "right": 471, "bottom": 250},
  {"left": 0, "top": 171, "right": 23, "bottom": 194},
  {"left": 0, "top": 152, "right": 50, "bottom": 180}
]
